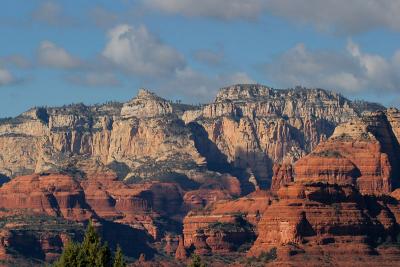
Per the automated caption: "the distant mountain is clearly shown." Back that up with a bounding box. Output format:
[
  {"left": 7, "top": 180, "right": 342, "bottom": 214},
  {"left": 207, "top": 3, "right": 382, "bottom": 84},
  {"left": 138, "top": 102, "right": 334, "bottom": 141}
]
[
  {"left": 1, "top": 84, "right": 400, "bottom": 265},
  {"left": 0, "top": 84, "right": 384, "bottom": 189}
]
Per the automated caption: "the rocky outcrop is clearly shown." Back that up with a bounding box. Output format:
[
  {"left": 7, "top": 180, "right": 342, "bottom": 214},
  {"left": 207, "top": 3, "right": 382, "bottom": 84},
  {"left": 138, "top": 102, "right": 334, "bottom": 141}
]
[
  {"left": 0, "top": 211, "right": 84, "bottom": 262},
  {"left": 271, "top": 110, "right": 400, "bottom": 195},
  {"left": 0, "top": 93, "right": 207, "bottom": 187},
  {"left": 0, "top": 172, "right": 187, "bottom": 239},
  {"left": 182, "top": 190, "right": 272, "bottom": 254},
  {"left": 0, "top": 173, "right": 93, "bottom": 221},
  {"left": 303, "top": 117, "right": 396, "bottom": 195},
  {"left": 185, "top": 84, "right": 381, "bottom": 187},
  {"left": 0, "top": 84, "right": 398, "bottom": 266},
  {"left": 248, "top": 180, "right": 400, "bottom": 265},
  {"left": 0, "top": 84, "right": 383, "bottom": 192},
  {"left": 271, "top": 163, "right": 294, "bottom": 192},
  {"left": 174, "top": 235, "right": 187, "bottom": 260},
  {"left": 121, "top": 89, "right": 173, "bottom": 119},
  {"left": 248, "top": 112, "right": 400, "bottom": 265}
]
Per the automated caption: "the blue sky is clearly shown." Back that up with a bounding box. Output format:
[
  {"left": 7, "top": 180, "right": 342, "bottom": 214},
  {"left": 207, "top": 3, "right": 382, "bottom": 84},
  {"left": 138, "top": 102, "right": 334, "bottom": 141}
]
[{"left": 0, "top": 0, "right": 399, "bottom": 117}]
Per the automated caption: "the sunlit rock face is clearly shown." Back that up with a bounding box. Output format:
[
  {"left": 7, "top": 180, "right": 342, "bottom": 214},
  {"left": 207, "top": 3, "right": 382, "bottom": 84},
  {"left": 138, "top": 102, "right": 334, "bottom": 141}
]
[
  {"left": 271, "top": 109, "right": 400, "bottom": 195},
  {"left": 121, "top": 89, "right": 174, "bottom": 119},
  {"left": 0, "top": 84, "right": 384, "bottom": 188},
  {"left": 185, "top": 84, "right": 382, "bottom": 187},
  {"left": 247, "top": 110, "right": 400, "bottom": 266}
]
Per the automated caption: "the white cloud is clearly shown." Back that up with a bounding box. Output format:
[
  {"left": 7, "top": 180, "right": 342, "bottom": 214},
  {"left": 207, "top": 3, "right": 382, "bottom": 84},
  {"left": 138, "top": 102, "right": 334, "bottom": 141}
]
[
  {"left": 66, "top": 72, "right": 121, "bottom": 87},
  {"left": 102, "top": 24, "right": 185, "bottom": 77},
  {"left": 264, "top": 40, "right": 400, "bottom": 95},
  {"left": 0, "top": 67, "right": 16, "bottom": 86},
  {"left": 38, "top": 41, "right": 81, "bottom": 69},
  {"left": 265, "top": 0, "right": 400, "bottom": 34},
  {"left": 144, "top": 0, "right": 400, "bottom": 33}
]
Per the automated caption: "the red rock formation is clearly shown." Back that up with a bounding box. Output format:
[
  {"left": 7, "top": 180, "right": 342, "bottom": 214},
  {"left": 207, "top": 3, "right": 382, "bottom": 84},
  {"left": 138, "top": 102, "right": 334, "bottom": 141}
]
[
  {"left": 285, "top": 116, "right": 398, "bottom": 196},
  {"left": 164, "top": 234, "right": 178, "bottom": 255},
  {"left": 183, "top": 189, "right": 232, "bottom": 211},
  {"left": 271, "top": 163, "right": 294, "bottom": 192},
  {"left": 248, "top": 180, "right": 400, "bottom": 265},
  {"left": 192, "top": 230, "right": 211, "bottom": 255},
  {"left": 294, "top": 152, "right": 359, "bottom": 185},
  {"left": 182, "top": 190, "right": 272, "bottom": 254},
  {"left": 0, "top": 230, "right": 11, "bottom": 261},
  {"left": 174, "top": 235, "right": 187, "bottom": 260},
  {"left": 0, "top": 174, "right": 93, "bottom": 221},
  {"left": 248, "top": 116, "right": 400, "bottom": 265}
]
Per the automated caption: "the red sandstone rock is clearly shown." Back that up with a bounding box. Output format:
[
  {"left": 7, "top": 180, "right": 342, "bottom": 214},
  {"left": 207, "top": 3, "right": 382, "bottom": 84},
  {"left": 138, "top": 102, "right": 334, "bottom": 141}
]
[
  {"left": 183, "top": 189, "right": 232, "bottom": 211},
  {"left": 271, "top": 163, "right": 294, "bottom": 192},
  {"left": 0, "top": 173, "right": 93, "bottom": 221},
  {"left": 182, "top": 190, "right": 272, "bottom": 255},
  {"left": 290, "top": 118, "right": 395, "bottom": 195},
  {"left": 174, "top": 235, "right": 187, "bottom": 260}
]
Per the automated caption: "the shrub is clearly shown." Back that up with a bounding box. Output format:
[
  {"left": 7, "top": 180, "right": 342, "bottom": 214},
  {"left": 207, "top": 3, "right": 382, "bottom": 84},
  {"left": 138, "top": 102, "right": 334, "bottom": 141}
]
[{"left": 53, "top": 221, "right": 126, "bottom": 267}]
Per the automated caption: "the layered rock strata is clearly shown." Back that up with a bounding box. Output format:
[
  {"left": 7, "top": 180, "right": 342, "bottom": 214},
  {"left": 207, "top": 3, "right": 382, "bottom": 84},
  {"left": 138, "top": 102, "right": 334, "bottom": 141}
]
[{"left": 0, "top": 84, "right": 383, "bottom": 190}]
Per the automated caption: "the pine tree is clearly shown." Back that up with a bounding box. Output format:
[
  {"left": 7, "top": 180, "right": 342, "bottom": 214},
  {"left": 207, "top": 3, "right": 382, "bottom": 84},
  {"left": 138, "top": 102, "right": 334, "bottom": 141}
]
[
  {"left": 53, "top": 220, "right": 118, "bottom": 267},
  {"left": 113, "top": 245, "right": 126, "bottom": 267},
  {"left": 80, "top": 221, "right": 112, "bottom": 267},
  {"left": 53, "top": 241, "right": 80, "bottom": 267}
]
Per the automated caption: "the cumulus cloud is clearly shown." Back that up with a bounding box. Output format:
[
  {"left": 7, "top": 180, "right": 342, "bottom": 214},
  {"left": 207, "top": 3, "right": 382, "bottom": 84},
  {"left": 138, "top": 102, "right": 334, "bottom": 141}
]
[
  {"left": 144, "top": 0, "right": 265, "bottom": 20},
  {"left": 38, "top": 41, "right": 81, "bottom": 69},
  {"left": 102, "top": 24, "right": 185, "bottom": 77},
  {"left": 0, "top": 67, "right": 16, "bottom": 86},
  {"left": 264, "top": 0, "right": 400, "bottom": 34},
  {"left": 264, "top": 40, "right": 400, "bottom": 95},
  {"left": 144, "top": 0, "right": 400, "bottom": 33},
  {"left": 31, "top": 1, "right": 75, "bottom": 27},
  {"left": 66, "top": 72, "right": 121, "bottom": 87}
]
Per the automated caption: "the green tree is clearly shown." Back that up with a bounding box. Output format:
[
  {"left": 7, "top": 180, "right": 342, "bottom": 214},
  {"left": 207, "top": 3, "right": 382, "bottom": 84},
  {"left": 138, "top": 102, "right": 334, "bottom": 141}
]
[
  {"left": 188, "top": 254, "right": 206, "bottom": 267},
  {"left": 113, "top": 246, "right": 126, "bottom": 267},
  {"left": 53, "top": 241, "right": 81, "bottom": 267},
  {"left": 54, "top": 221, "right": 125, "bottom": 267}
]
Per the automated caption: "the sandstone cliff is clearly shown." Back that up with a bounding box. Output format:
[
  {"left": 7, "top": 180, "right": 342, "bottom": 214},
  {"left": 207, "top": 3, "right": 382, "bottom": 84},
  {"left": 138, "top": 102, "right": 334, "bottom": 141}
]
[
  {"left": 272, "top": 109, "right": 400, "bottom": 195},
  {"left": 0, "top": 84, "right": 383, "bottom": 192},
  {"left": 185, "top": 84, "right": 382, "bottom": 188}
]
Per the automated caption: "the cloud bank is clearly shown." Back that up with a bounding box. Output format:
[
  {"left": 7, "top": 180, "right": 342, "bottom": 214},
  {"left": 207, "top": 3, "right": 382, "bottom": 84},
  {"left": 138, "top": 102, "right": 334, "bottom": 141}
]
[
  {"left": 264, "top": 40, "right": 400, "bottom": 95},
  {"left": 144, "top": 0, "right": 400, "bottom": 34}
]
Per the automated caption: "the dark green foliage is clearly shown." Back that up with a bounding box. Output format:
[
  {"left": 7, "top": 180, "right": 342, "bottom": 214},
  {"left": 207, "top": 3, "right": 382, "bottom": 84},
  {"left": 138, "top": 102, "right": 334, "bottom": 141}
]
[
  {"left": 113, "top": 246, "right": 126, "bottom": 267},
  {"left": 187, "top": 254, "right": 207, "bottom": 267},
  {"left": 206, "top": 215, "right": 253, "bottom": 233},
  {"left": 258, "top": 247, "right": 277, "bottom": 262},
  {"left": 53, "top": 242, "right": 81, "bottom": 267},
  {"left": 312, "top": 150, "right": 342, "bottom": 158},
  {"left": 53, "top": 221, "right": 126, "bottom": 267}
]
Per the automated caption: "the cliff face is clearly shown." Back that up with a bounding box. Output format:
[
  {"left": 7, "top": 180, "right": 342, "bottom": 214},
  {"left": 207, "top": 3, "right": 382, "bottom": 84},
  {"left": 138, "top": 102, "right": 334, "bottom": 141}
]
[
  {"left": 248, "top": 180, "right": 400, "bottom": 266},
  {"left": 271, "top": 109, "right": 400, "bottom": 195},
  {"left": 247, "top": 110, "right": 400, "bottom": 266},
  {"left": 0, "top": 89, "right": 206, "bottom": 184},
  {"left": 185, "top": 84, "right": 380, "bottom": 187},
  {"left": 182, "top": 190, "right": 272, "bottom": 254},
  {"left": 0, "top": 84, "right": 382, "bottom": 191},
  {"left": 1, "top": 84, "right": 400, "bottom": 265}
]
